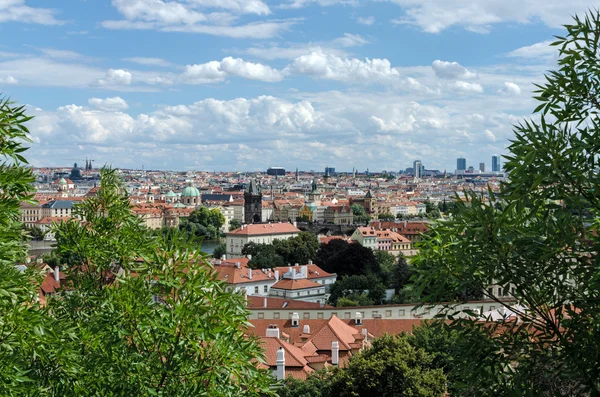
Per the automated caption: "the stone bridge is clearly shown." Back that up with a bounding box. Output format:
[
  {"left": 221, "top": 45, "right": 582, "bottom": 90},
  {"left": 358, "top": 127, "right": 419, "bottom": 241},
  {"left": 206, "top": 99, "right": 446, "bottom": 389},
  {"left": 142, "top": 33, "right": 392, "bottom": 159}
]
[{"left": 296, "top": 222, "right": 359, "bottom": 236}]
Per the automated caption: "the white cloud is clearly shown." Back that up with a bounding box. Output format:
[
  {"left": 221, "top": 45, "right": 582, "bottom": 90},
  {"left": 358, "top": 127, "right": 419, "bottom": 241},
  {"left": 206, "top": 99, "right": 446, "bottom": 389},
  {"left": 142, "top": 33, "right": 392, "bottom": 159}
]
[
  {"left": 88, "top": 97, "right": 129, "bottom": 111},
  {"left": 432, "top": 60, "right": 476, "bottom": 80},
  {"left": 123, "top": 57, "right": 174, "bottom": 67},
  {"left": 387, "top": 0, "right": 593, "bottom": 33},
  {"left": 484, "top": 129, "right": 497, "bottom": 142},
  {"left": 499, "top": 82, "right": 521, "bottom": 95},
  {"left": 330, "top": 33, "right": 370, "bottom": 47},
  {"left": 285, "top": 52, "right": 401, "bottom": 83},
  {"left": 102, "top": 0, "right": 295, "bottom": 38},
  {"left": 0, "top": 76, "right": 18, "bottom": 84},
  {"left": 181, "top": 57, "right": 282, "bottom": 83},
  {"left": 506, "top": 40, "right": 557, "bottom": 60},
  {"left": 357, "top": 16, "right": 375, "bottom": 25},
  {"left": 0, "top": 0, "right": 64, "bottom": 25},
  {"left": 450, "top": 80, "right": 483, "bottom": 94},
  {"left": 279, "top": 0, "right": 358, "bottom": 9},
  {"left": 97, "top": 69, "right": 133, "bottom": 86}
]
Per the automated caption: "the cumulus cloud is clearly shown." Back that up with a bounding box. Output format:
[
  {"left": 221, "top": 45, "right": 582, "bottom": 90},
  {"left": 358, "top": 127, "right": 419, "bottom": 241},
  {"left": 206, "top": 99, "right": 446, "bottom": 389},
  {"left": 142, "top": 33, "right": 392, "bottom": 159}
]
[
  {"left": 88, "top": 97, "right": 129, "bottom": 111},
  {"left": 450, "top": 80, "right": 484, "bottom": 94},
  {"left": 0, "top": 0, "right": 64, "bottom": 25},
  {"left": 387, "top": 0, "right": 593, "bottom": 33},
  {"left": 0, "top": 76, "right": 18, "bottom": 84},
  {"left": 432, "top": 60, "right": 476, "bottom": 80},
  {"left": 285, "top": 52, "right": 400, "bottom": 83},
  {"left": 97, "top": 69, "right": 133, "bottom": 86},
  {"left": 506, "top": 40, "right": 557, "bottom": 60},
  {"left": 188, "top": 0, "right": 271, "bottom": 15},
  {"left": 181, "top": 57, "right": 283, "bottom": 83},
  {"left": 357, "top": 16, "right": 375, "bottom": 25},
  {"left": 499, "top": 82, "right": 521, "bottom": 95},
  {"left": 279, "top": 0, "right": 357, "bottom": 9}
]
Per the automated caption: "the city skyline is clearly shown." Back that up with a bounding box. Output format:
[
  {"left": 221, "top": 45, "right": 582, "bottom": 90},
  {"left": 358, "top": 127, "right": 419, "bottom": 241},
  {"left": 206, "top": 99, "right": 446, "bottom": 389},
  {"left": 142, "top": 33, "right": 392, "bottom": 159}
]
[{"left": 0, "top": 0, "right": 586, "bottom": 171}]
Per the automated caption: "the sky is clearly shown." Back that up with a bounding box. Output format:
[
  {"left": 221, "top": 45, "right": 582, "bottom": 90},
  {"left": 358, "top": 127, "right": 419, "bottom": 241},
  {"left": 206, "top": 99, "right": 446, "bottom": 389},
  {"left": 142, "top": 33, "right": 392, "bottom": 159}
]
[{"left": 0, "top": 0, "right": 587, "bottom": 172}]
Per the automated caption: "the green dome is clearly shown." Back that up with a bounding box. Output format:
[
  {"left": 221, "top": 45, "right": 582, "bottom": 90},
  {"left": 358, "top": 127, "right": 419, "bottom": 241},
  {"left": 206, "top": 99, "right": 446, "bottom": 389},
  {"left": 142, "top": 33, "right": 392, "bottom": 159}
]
[
  {"left": 165, "top": 190, "right": 177, "bottom": 197},
  {"left": 181, "top": 183, "right": 200, "bottom": 197},
  {"left": 58, "top": 178, "right": 67, "bottom": 185}
]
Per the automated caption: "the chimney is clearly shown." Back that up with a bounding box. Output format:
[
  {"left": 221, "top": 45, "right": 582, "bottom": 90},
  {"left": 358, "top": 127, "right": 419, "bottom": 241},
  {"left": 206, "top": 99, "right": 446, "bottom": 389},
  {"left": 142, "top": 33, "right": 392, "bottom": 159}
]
[
  {"left": 235, "top": 262, "right": 240, "bottom": 269},
  {"left": 361, "top": 328, "right": 368, "bottom": 343},
  {"left": 293, "top": 221, "right": 297, "bottom": 227},
  {"left": 266, "top": 324, "right": 280, "bottom": 338},
  {"left": 291, "top": 313, "right": 299, "bottom": 327},
  {"left": 276, "top": 347, "right": 285, "bottom": 380},
  {"left": 331, "top": 341, "right": 339, "bottom": 365},
  {"left": 247, "top": 254, "right": 252, "bottom": 260},
  {"left": 274, "top": 270, "right": 279, "bottom": 280},
  {"left": 248, "top": 268, "right": 253, "bottom": 280},
  {"left": 355, "top": 312, "right": 363, "bottom": 326},
  {"left": 302, "top": 324, "right": 311, "bottom": 334},
  {"left": 308, "top": 259, "right": 313, "bottom": 265},
  {"left": 54, "top": 266, "right": 60, "bottom": 284},
  {"left": 264, "top": 297, "right": 268, "bottom": 308},
  {"left": 221, "top": 254, "right": 226, "bottom": 260},
  {"left": 300, "top": 266, "right": 307, "bottom": 279}
]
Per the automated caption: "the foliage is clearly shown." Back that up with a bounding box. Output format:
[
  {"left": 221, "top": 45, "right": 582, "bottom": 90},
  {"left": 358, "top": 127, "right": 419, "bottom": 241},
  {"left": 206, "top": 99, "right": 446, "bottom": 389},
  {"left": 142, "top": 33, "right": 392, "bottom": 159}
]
[
  {"left": 377, "top": 213, "right": 395, "bottom": 220},
  {"left": 315, "top": 239, "right": 381, "bottom": 278},
  {"left": 180, "top": 206, "right": 225, "bottom": 240},
  {"left": 351, "top": 204, "right": 370, "bottom": 224},
  {"left": 374, "top": 250, "right": 395, "bottom": 286},
  {"left": 242, "top": 232, "right": 319, "bottom": 269},
  {"left": 330, "top": 334, "right": 446, "bottom": 397},
  {"left": 411, "top": 11, "right": 600, "bottom": 395},
  {"left": 229, "top": 218, "right": 241, "bottom": 231},
  {"left": 48, "top": 168, "right": 276, "bottom": 396},
  {"left": 278, "top": 369, "right": 336, "bottom": 397},
  {"left": 23, "top": 225, "right": 45, "bottom": 241},
  {"left": 212, "top": 241, "right": 227, "bottom": 259},
  {"left": 328, "top": 274, "right": 387, "bottom": 306}
]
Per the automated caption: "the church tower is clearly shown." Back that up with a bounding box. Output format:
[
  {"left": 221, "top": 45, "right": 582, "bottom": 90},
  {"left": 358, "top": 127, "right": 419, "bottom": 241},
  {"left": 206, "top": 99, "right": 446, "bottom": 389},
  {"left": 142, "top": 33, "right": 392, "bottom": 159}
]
[{"left": 244, "top": 179, "right": 262, "bottom": 224}]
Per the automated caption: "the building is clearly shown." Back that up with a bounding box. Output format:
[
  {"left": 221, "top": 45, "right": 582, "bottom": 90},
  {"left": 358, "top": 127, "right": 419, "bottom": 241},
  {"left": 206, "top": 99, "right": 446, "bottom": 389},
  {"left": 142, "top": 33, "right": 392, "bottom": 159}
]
[
  {"left": 180, "top": 182, "right": 200, "bottom": 206},
  {"left": 324, "top": 167, "right": 335, "bottom": 175},
  {"left": 413, "top": 160, "right": 422, "bottom": 179},
  {"left": 479, "top": 162, "right": 486, "bottom": 172},
  {"left": 244, "top": 179, "right": 262, "bottom": 224},
  {"left": 323, "top": 206, "right": 353, "bottom": 225},
  {"left": 351, "top": 227, "right": 378, "bottom": 250},
  {"left": 225, "top": 222, "right": 301, "bottom": 256},
  {"left": 457, "top": 157, "right": 467, "bottom": 171},
  {"left": 267, "top": 167, "right": 286, "bottom": 176},
  {"left": 492, "top": 155, "right": 501, "bottom": 172}
]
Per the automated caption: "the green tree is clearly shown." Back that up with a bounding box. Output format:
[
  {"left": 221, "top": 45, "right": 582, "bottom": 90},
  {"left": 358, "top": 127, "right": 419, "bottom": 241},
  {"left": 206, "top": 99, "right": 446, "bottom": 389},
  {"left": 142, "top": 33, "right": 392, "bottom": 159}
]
[
  {"left": 229, "top": 218, "right": 241, "bottom": 231},
  {"left": 412, "top": 12, "right": 600, "bottom": 395},
  {"left": 330, "top": 334, "right": 446, "bottom": 397},
  {"left": 212, "top": 241, "right": 226, "bottom": 258},
  {"left": 181, "top": 207, "right": 226, "bottom": 240},
  {"left": 375, "top": 250, "right": 395, "bottom": 285},
  {"left": 328, "top": 274, "right": 387, "bottom": 306},
  {"left": 315, "top": 239, "right": 381, "bottom": 278},
  {"left": 278, "top": 369, "right": 336, "bottom": 397},
  {"left": 49, "top": 169, "right": 276, "bottom": 395},
  {"left": 351, "top": 204, "right": 370, "bottom": 224}
]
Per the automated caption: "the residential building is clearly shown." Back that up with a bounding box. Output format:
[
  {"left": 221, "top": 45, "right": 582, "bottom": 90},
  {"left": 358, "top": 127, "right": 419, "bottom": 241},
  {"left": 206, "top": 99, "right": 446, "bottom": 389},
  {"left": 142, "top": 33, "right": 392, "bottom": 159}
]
[
  {"left": 350, "top": 227, "right": 378, "bottom": 250},
  {"left": 226, "top": 222, "right": 301, "bottom": 256},
  {"left": 323, "top": 205, "right": 353, "bottom": 225}
]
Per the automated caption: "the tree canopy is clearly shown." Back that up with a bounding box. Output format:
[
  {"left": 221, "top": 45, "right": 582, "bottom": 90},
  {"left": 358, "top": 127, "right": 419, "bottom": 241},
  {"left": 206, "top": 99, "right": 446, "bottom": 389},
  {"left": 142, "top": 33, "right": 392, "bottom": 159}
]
[
  {"left": 242, "top": 232, "right": 319, "bottom": 269},
  {"left": 411, "top": 11, "right": 600, "bottom": 395},
  {"left": 315, "top": 239, "right": 381, "bottom": 278}
]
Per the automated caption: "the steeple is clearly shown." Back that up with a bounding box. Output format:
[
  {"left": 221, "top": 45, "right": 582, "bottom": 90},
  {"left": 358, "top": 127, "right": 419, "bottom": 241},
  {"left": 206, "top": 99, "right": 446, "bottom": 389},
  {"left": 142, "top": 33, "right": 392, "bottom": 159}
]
[{"left": 295, "top": 167, "right": 299, "bottom": 182}]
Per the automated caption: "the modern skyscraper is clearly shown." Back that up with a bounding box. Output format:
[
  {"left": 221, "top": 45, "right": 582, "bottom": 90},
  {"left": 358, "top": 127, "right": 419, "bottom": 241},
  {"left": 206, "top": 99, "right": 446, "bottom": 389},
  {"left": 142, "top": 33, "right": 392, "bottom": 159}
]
[
  {"left": 492, "top": 155, "right": 501, "bottom": 172},
  {"left": 413, "top": 160, "right": 422, "bottom": 178},
  {"left": 457, "top": 157, "right": 467, "bottom": 171},
  {"left": 479, "top": 162, "right": 486, "bottom": 172}
]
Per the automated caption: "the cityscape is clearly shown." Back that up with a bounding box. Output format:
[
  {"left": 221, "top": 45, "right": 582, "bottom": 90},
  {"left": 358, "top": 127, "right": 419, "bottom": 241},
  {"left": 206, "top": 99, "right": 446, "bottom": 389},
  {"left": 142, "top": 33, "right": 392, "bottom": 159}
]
[{"left": 1, "top": 1, "right": 599, "bottom": 396}]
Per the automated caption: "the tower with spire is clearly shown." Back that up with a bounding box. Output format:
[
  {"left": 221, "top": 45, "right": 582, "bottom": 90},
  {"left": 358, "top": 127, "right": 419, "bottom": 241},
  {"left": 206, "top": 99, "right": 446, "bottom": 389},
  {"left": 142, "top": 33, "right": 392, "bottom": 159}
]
[
  {"left": 295, "top": 167, "right": 299, "bottom": 182},
  {"left": 244, "top": 179, "right": 262, "bottom": 224}
]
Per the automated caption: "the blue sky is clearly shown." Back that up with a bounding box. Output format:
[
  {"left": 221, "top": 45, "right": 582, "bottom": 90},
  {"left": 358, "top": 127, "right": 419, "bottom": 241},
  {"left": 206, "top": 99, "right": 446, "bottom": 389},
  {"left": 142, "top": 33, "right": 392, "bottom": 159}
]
[{"left": 0, "top": 0, "right": 587, "bottom": 171}]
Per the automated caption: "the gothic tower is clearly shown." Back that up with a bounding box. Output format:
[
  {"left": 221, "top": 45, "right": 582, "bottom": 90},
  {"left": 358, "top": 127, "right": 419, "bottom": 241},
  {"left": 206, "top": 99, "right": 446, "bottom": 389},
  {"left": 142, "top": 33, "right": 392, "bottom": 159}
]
[{"left": 244, "top": 179, "right": 262, "bottom": 224}]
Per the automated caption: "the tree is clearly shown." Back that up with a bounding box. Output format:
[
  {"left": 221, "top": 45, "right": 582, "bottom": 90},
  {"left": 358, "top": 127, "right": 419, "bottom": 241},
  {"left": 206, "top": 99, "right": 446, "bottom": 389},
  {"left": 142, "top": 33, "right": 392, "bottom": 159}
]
[
  {"left": 229, "top": 219, "right": 241, "bottom": 231},
  {"left": 327, "top": 274, "right": 387, "bottom": 306},
  {"left": 411, "top": 12, "right": 600, "bottom": 395},
  {"left": 351, "top": 204, "right": 370, "bottom": 224},
  {"left": 375, "top": 250, "right": 396, "bottom": 286},
  {"left": 330, "top": 334, "right": 446, "bottom": 397},
  {"left": 49, "top": 169, "right": 276, "bottom": 395},
  {"left": 242, "top": 232, "right": 319, "bottom": 269},
  {"left": 181, "top": 207, "right": 225, "bottom": 239},
  {"left": 24, "top": 225, "right": 45, "bottom": 241},
  {"left": 278, "top": 369, "right": 336, "bottom": 397},
  {"left": 315, "top": 239, "right": 381, "bottom": 278},
  {"left": 212, "top": 241, "right": 226, "bottom": 259}
]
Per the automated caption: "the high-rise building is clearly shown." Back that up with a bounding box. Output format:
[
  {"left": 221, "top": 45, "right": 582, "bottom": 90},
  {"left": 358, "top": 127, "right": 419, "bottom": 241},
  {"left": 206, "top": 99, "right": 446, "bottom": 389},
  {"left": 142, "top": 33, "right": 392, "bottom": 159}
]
[
  {"left": 492, "top": 155, "right": 501, "bottom": 172},
  {"left": 413, "top": 160, "right": 422, "bottom": 178},
  {"left": 325, "top": 167, "right": 335, "bottom": 175},
  {"left": 479, "top": 162, "right": 486, "bottom": 172},
  {"left": 457, "top": 158, "right": 467, "bottom": 171}
]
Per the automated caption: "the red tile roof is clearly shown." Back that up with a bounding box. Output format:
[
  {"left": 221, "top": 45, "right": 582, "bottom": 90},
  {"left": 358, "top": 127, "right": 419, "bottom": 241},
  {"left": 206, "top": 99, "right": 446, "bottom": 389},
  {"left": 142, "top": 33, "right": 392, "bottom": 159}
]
[
  {"left": 227, "top": 222, "right": 301, "bottom": 236},
  {"left": 271, "top": 278, "right": 323, "bottom": 290}
]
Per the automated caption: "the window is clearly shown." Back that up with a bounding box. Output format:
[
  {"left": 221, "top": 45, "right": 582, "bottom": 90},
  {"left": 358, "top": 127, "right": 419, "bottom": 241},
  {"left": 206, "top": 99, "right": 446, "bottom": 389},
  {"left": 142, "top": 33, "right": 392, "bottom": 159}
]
[
  {"left": 344, "top": 312, "right": 351, "bottom": 319},
  {"left": 303, "top": 312, "right": 310, "bottom": 319},
  {"left": 274, "top": 312, "right": 280, "bottom": 319},
  {"left": 264, "top": 285, "right": 268, "bottom": 293},
  {"left": 254, "top": 286, "right": 259, "bottom": 294},
  {"left": 317, "top": 312, "right": 324, "bottom": 319},
  {"left": 258, "top": 313, "right": 264, "bottom": 319},
  {"left": 399, "top": 309, "right": 405, "bottom": 316},
  {"left": 385, "top": 310, "right": 392, "bottom": 318},
  {"left": 489, "top": 306, "right": 495, "bottom": 311},
  {"left": 498, "top": 287, "right": 503, "bottom": 296},
  {"left": 488, "top": 287, "right": 493, "bottom": 296}
]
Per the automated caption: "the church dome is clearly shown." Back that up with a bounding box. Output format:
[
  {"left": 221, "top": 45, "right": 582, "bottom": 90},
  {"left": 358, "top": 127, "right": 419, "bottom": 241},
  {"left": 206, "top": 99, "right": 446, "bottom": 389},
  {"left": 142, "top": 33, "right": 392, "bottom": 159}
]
[
  {"left": 58, "top": 178, "right": 67, "bottom": 185},
  {"left": 165, "top": 190, "right": 177, "bottom": 198},
  {"left": 181, "top": 183, "right": 200, "bottom": 197}
]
